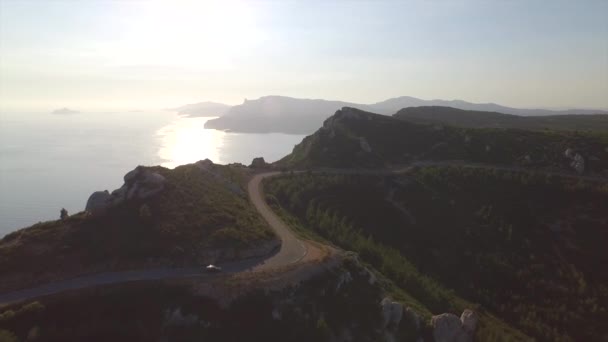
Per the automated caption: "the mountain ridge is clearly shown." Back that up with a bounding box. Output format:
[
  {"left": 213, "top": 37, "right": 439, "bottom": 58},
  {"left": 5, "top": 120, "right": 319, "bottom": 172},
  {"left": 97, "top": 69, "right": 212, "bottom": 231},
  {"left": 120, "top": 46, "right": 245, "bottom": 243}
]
[{"left": 199, "top": 95, "right": 608, "bottom": 134}]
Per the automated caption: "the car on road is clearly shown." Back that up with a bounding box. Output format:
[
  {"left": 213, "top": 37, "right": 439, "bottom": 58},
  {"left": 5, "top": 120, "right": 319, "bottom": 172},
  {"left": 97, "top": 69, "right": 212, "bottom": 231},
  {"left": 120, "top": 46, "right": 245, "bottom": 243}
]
[{"left": 205, "top": 264, "right": 222, "bottom": 273}]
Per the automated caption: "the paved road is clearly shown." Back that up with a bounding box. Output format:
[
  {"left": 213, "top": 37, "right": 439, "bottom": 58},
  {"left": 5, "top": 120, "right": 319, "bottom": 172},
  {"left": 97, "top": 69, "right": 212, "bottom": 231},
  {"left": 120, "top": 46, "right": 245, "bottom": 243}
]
[
  {"left": 0, "top": 172, "right": 307, "bottom": 305},
  {"left": 1, "top": 162, "right": 601, "bottom": 305},
  {"left": 247, "top": 172, "right": 307, "bottom": 269}
]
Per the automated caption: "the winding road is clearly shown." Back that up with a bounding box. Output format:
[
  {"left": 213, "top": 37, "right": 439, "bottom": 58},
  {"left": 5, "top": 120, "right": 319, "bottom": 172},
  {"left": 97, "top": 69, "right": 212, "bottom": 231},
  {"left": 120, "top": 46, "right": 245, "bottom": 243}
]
[
  {"left": 0, "top": 172, "right": 308, "bottom": 306},
  {"left": 0, "top": 162, "right": 603, "bottom": 305}
]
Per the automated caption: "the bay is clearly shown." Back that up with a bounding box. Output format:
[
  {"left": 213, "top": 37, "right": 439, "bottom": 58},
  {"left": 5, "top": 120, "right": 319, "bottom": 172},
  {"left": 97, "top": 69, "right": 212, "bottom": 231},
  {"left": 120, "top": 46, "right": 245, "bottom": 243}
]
[{"left": 0, "top": 111, "right": 304, "bottom": 236}]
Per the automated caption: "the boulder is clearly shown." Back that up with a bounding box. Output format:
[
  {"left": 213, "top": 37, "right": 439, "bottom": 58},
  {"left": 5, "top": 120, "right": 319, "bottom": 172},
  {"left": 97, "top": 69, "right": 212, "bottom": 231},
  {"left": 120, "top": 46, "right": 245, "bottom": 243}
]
[
  {"left": 460, "top": 309, "right": 478, "bottom": 337},
  {"left": 195, "top": 158, "right": 214, "bottom": 171},
  {"left": 380, "top": 297, "right": 403, "bottom": 329},
  {"left": 110, "top": 185, "right": 128, "bottom": 204},
  {"left": 404, "top": 306, "right": 423, "bottom": 330},
  {"left": 431, "top": 310, "right": 478, "bottom": 342},
  {"left": 85, "top": 166, "right": 166, "bottom": 216},
  {"left": 85, "top": 190, "right": 111, "bottom": 215},
  {"left": 250, "top": 157, "right": 267, "bottom": 168},
  {"left": 432, "top": 313, "right": 466, "bottom": 342},
  {"left": 132, "top": 172, "right": 166, "bottom": 199},
  {"left": 571, "top": 153, "right": 585, "bottom": 174}
]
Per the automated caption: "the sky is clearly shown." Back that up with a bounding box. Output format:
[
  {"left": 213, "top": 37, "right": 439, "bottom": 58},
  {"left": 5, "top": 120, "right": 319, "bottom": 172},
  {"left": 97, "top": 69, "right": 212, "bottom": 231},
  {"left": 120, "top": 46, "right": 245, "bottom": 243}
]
[{"left": 0, "top": 0, "right": 607, "bottom": 112}]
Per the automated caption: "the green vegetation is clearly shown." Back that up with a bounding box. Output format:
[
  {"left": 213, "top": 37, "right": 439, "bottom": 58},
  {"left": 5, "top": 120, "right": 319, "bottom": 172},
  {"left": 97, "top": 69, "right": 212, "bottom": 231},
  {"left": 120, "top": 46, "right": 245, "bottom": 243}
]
[
  {"left": 0, "top": 259, "right": 416, "bottom": 341},
  {"left": 280, "top": 108, "right": 608, "bottom": 174},
  {"left": 265, "top": 168, "right": 608, "bottom": 341},
  {"left": 0, "top": 163, "right": 274, "bottom": 292},
  {"left": 394, "top": 106, "right": 608, "bottom": 132}
]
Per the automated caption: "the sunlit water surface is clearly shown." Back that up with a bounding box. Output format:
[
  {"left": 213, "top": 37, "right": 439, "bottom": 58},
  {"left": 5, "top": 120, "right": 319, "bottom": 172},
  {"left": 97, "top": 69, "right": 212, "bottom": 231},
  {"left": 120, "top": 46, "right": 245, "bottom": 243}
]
[{"left": 0, "top": 112, "right": 304, "bottom": 236}]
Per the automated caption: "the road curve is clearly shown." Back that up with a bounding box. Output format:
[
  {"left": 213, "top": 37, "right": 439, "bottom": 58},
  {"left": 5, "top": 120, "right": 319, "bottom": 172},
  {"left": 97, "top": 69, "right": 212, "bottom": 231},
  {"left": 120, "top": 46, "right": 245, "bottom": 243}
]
[
  {"left": 0, "top": 172, "right": 307, "bottom": 305},
  {"left": 1, "top": 163, "right": 601, "bottom": 305},
  {"left": 247, "top": 172, "right": 308, "bottom": 270}
]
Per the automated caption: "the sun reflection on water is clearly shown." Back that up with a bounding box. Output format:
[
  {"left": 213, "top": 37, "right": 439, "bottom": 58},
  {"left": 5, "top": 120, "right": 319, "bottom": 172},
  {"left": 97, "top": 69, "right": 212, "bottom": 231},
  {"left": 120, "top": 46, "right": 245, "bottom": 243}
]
[{"left": 157, "top": 116, "right": 226, "bottom": 169}]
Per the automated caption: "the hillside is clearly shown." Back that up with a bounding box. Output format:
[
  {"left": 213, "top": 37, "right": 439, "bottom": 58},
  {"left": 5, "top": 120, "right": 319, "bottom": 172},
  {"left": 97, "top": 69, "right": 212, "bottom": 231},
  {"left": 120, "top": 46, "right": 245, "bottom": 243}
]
[
  {"left": 280, "top": 107, "right": 608, "bottom": 175},
  {"left": 0, "top": 250, "right": 520, "bottom": 342},
  {"left": 202, "top": 95, "right": 607, "bottom": 134},
  {"left": 374, "top": 96, "right": 608, "bottom": 116},
  {"left": 394, "top": 106, "right": 608, "bottom": 132},
  {"left": 0, "top": 161, "right": 275, "bottom": 293},
  {"left": 264, "top": 167, "right": 608, "bottom": 341},
  {"left": 204, "top": 96, "right": 372, "bottom": 134}
]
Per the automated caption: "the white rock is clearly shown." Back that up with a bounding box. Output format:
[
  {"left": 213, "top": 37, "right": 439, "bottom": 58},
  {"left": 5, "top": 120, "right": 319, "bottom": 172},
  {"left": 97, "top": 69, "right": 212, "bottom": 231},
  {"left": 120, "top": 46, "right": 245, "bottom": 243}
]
[
  {"left": 571, "top": 154, "right": 585, "bottom": 174},
  {"left": 460, "top": 309, "right": 478, "bottom": 337},
  {"left": 565, "top": 148, "right": 575, "bottom": 158},
  {"left": 381, "top": 298, "right": 403, "bottom": 329},
  {"left": 432, "top": 313, "right": 465, "bottom": 342},
  {"left": 431, "top": 310, "right": 478, "bottom": 342}
]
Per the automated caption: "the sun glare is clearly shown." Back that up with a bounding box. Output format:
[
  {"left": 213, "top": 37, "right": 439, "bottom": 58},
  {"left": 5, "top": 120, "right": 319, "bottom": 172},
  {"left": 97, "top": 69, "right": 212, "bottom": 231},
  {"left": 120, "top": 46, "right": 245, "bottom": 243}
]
[
  {"left": 107, "top": 0, "right": 263, "bottom": 70},
  {"left": 157, "top": 116, "right": 226, "bottom": 169}
]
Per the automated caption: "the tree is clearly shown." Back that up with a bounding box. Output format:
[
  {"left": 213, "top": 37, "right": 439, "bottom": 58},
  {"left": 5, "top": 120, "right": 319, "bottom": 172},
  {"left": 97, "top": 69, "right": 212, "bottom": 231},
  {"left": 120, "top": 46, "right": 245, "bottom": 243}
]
[{"left": 60, "top": 208, "right": 68, "bottom": 220}]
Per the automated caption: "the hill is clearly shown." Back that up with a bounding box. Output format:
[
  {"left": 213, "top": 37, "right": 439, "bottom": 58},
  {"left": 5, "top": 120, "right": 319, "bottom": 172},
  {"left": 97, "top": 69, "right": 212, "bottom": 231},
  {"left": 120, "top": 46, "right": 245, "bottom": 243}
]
[
  {"left": 0, "top": 161, "right": 275, "bottom": 293},
  {"left": 204, "top": 96, "right": 372, "bottom": 134},
  {"left": 202, "top": 95, "right": 607, "bottom": 134},
  {"left": 394, "top": 106, "right": 608, "bottom": 132},
  {"left": 264, "top": 167, "right": 608, "bottom": 341},
  {"left": 171, "top": 101, "right": 231, "bottom": 117},
  {"left": 280, "top": 107, "right": 608, "bottom": 174},
  {"left": 374, "top": 96, "right": 608, "bottom": 116}
]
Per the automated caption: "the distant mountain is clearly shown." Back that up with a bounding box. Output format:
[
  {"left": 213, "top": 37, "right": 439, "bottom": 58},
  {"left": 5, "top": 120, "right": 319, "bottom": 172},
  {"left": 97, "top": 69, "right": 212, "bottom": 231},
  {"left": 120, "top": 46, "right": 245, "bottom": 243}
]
[
  {"left": 203, "top": 96, "right": 607, "bottom": 134},
  {"left": 394, "top": 106, "right": 608, "bottom": 132},
  {"left": 172, "top": 101, "right": 231, "bottom": 117},
  {"left": 51, "top": 107, "right": 80, "bottom": 115},
  {"left": 373, "top": 96, "right": 608, "bottom": 116},
  {"left": 205, "top": 96, "right": 373, "bottom": 134}
]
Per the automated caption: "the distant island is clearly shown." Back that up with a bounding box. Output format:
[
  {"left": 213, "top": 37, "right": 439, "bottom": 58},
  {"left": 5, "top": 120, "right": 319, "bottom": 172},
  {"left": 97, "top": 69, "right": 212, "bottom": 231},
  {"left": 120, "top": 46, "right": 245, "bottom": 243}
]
[
  {"left": 51, "top": 107, "right": 80, "bottom": 115},
  {"left": 201, "top": 95, "right": 608, "bottom": 134}
]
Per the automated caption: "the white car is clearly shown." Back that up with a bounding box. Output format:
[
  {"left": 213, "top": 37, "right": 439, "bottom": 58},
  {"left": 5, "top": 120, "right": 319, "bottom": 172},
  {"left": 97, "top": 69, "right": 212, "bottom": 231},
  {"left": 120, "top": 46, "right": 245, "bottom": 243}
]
[{"left": 205, "top": 264, "right": 222, "bottom": 273}]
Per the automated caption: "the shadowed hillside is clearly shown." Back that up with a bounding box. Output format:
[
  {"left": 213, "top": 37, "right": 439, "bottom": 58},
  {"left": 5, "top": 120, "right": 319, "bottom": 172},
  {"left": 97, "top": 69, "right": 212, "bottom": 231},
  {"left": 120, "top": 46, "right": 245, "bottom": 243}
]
[
  {"left": 0, "top": 161, "right": 275, "bottom": 292},
  {"left": 279, "top": 107, "right": 608, "bottom": 174},
  {"left": 394, "top": 106, "right": 608, "bottom": 132}
]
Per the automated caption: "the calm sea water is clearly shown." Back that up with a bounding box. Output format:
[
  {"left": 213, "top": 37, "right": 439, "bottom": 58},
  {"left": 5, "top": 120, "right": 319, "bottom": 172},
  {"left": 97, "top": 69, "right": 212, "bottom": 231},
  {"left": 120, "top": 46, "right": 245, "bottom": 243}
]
[{"left": 0, "top": 111, "right": 304, "bottom": 236}]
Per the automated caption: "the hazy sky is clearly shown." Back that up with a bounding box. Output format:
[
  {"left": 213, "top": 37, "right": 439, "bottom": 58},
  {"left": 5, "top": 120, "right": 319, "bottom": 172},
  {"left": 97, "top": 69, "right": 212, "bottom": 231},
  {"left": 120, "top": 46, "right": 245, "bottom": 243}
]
[{"left": 1, "top": 0, "right": 607, "bottom": 111}]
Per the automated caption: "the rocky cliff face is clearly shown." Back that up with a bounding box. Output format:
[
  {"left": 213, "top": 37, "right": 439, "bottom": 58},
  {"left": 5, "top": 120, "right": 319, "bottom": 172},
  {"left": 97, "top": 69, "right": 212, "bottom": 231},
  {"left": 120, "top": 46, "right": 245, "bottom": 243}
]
[
  {"left": 85, "top": 166, "right": 167, "bottom": 215},
  {"left": 280, "top": 107, "right": 608, "bottom": 175}
]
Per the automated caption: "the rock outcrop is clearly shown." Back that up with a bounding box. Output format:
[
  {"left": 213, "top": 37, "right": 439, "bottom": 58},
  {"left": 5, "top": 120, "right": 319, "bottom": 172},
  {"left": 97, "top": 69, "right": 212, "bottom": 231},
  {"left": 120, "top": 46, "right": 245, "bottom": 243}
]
[
  {"left": 404, "top": 306, "right": 423, "bottom": 330},
  {"left": 85, "top": 166, "right": 167, "bottom": 215},
  {"left": 335, "top": 271, "right": 353, "bottom": 291},
  {"left": 380, "top": 297, "right": 403, "bottom": 329},
  {"left": 249, "top": 157, "right": 268, "bottom": 169},
  {"left": 85, "top": 190, "right": 112, "bottom": 215},
  {"left": 460, "top": 309, "right": 479, "bottom": 337},
  {"left": 564, "top": 148, "right": 585, "bottom": 174},
  {"left": 431, "top": 309, "right": 478, "bottom": 342}
]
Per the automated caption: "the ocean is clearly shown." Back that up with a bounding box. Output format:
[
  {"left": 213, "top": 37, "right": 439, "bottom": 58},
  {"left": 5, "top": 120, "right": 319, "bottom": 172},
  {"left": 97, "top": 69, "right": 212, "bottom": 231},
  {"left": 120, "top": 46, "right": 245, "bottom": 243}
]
[{"left": 0, "top": 111, "right": 304, "bottom": 236}]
